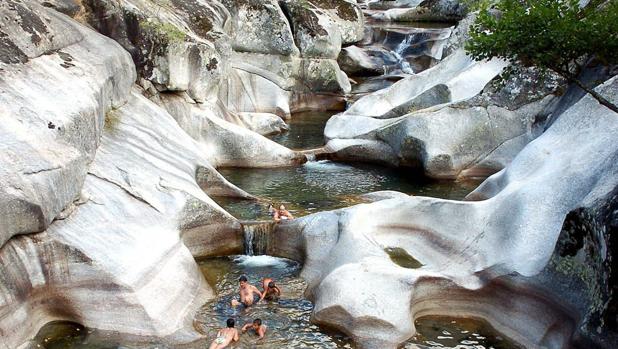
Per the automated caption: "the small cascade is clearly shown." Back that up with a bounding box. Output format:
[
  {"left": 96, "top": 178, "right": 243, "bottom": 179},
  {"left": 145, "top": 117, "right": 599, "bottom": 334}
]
[
  {"left": 241, "top": 221, "right": 276, "bottom": 256},
  {"left": 393, "top": 35, "right": 416, "bottom": 74},
  {"left": 305, "top": 153, "right": 317, "bottom": 162}
]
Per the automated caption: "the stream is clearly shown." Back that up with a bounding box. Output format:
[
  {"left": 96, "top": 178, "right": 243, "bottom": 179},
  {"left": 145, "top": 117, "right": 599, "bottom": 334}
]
[
  {"left": 31, "top": 15, "right": 523, "bottom": 349},
  {"left": 216, "top": 111, "right": 481, "bottom": 221},
  {"left": 32, "top": 256, "right": 522, "bottom": 349}
]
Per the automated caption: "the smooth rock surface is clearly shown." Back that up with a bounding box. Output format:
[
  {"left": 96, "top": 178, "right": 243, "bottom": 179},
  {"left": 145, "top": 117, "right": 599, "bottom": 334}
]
[
  {"left": 0, "top": 0, "right": 134, "bottom": 246},
  {"left": 272, "top": 76, "right": 618, "bottom": 349},
  {"left": 0, "top": 89, "right": 247, "bottom": 348},
  {"left": 325, "top": 48, "right": 566, "bottom": 178}
]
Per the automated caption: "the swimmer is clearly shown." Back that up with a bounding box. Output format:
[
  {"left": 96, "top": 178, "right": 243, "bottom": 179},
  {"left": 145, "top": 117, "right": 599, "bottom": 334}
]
[
  {"left": 274, "top": 205, "right": 294, "bottom": 222},
  {"left": 209, "top": 318, "right": 239, "bottom": 349},
  {"left": 230, "top": 275, "right": 263, "bottom": 308},
  {"left": 241, "top": 318, "right": 267, "bottom": 340},
  {"left": 267, "top": 203, "right": 276, "bottom": 217},
  {"left": 260, "top": 278, "right": 281, "bottom": 302}
]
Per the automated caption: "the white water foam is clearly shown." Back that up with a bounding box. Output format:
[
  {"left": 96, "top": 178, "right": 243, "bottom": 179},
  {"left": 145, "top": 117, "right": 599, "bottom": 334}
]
[{"left": 233, "top": 255, "right": 289, "bottom": 268}]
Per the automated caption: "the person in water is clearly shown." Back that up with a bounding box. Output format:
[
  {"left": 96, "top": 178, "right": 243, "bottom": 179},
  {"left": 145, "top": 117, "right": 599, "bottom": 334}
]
[
  {"left": 267, "top": 203, "right": 276, "bottom": 217},
  {"left": 231, "top": 275, "right": 263, "bottom": 308},
  {"left": 273, "top": 204, "right": 294, "bottom": 222},
  {"left": 260, "top": 278, "right": 281, "bottom": 301},
  {"left": 241, "top": 318, "right": 267, "bottom": 340},
  {"left": 209, "top": 318, "right": 239, "bottom": 349}
]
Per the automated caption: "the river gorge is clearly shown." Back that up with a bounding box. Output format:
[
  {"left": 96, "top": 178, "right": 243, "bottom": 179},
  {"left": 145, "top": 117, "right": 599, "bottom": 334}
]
[{"left": 0, "top": 1, "right": 617, "bottom": 349}]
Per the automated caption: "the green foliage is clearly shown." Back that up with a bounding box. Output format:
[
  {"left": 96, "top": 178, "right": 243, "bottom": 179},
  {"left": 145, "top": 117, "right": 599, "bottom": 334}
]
[
  {"left": 467, "top": 0, "right": 618, "bottom": 71},
  {"left": 139, "top": 20, "right": 186, "bottom": 44},
  {"left": 466, "top": 0, "right": 618, "bottom": 111}
]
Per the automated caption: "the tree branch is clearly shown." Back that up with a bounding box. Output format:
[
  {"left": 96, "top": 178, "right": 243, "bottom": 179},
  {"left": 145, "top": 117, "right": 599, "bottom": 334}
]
[{"left": 556, "top": 68, "right": 618, "bottom": 114}]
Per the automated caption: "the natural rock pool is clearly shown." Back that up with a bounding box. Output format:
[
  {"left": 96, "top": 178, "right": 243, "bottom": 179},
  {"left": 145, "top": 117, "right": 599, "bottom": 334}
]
[
  {"left": 32, "top": 256, "right": 522, "bottom": 349},
  {"left": 216, "top": 111, "right": 482, "bottom": 221},
  {"left": 196, "top": 256, "right": 523, "bottom": 349}
]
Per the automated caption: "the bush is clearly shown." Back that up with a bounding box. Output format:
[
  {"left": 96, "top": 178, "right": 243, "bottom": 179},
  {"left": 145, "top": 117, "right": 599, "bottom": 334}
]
[{"left": 466, "top": 0, "right": 618, "bottom": 113}]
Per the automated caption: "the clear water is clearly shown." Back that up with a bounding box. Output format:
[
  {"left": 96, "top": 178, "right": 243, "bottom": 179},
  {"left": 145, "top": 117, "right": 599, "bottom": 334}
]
[
  {"left": 194, "top": 256, "right": 353, "bottom": 348},
  {"left": 31, "top": 257, "right": 522, "bottom": 349},
  {"left": 405, "top": 316, "right": 524, "bottom": 349},
  {"left": 27, "top": 16, "right": 520, "bottom": 349},
  {"left": 216, "top": 162, "right": 481, "bottom": 220},
  {"left": 268, "top": 111, "right": 332, "bottom": 150}
]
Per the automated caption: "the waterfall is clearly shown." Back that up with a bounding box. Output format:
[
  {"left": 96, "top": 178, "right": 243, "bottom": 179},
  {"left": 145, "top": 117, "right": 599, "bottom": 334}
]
[
  {"left": 242, "top": 221, "right": 276, "bottom": 256},
  {"left": 393, "top": 35, "right": 415, "bottom": 74},
  {"left": 305, "top": 153, "right": 316, "bottom": 162}
]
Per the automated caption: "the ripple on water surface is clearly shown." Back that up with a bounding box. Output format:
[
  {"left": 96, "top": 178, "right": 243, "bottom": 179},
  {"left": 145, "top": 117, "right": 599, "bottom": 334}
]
[
  {"left": 195, "top": 255, "right": 353, "bottom": 349},
  {"left": 31, "top": 256, "right": 522, "bottom": 349},
  {"left": 216, "top": 161, "right": 482, "bottom": 220}
]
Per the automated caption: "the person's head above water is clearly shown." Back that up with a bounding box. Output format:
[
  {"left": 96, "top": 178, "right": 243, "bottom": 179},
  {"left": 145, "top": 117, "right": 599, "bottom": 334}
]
[
  {"left": 239, "top": 275, "right": 248, "bottom": 284},
  {"left": 279, "top": 205, "right": 286, "bottom": 210},
  {"left": 226, "top": 318, "right": 235, "bottom": 328},
  {"left": 268, "top": 281, "right": 276, "bottom": 289},
  {"left": 252, "top": 318, "right": 262, "bottom": 328}
]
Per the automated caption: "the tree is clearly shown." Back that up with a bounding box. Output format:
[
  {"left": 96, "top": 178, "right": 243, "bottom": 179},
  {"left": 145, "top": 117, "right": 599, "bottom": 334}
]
[{"left": 465, "top": 0, "right": 618, "bottom": 113}]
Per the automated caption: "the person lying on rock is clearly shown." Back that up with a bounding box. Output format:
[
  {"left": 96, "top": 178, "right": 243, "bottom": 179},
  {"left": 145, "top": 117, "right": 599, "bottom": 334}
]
[
  {"left": 274, "top": 205, "right": 294, "bottom": 222},
  {"left": 241, "top": 318, "right": 267, "bottom": 340},
  {"left": 260, "top": 278, "right": 281, "bottom": 302},
  {"left": 231, "top": 275, "right": 263, "bottom": 308},
  {"left": 209, "top": 318, "right": 239, "bottom": 349}
]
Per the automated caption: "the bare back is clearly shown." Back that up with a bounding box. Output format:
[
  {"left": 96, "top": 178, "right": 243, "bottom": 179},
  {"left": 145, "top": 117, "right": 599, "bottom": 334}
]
[{"left": 209, "top": 328, "right": 238, "bottom": 349}]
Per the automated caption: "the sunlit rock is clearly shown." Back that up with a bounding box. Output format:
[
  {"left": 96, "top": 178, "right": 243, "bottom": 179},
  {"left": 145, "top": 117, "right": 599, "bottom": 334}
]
[
  {"left": 0, "top": 0, "right": 134, "bottom": 245},
  {"left": 274, "top": 76, "right": 618, "bottom": 348},
  {"left": 370, "top": 0, "right": 466, "bottom": 22}
]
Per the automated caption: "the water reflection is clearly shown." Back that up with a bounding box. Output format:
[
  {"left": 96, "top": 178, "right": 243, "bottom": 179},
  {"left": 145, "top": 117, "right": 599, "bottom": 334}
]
[
  {"left": 31, "top": 259, "right": 522, "bottom": 349},
  {"left": 216, "top": 162, "right": 481, "bottom": 220},
  {"left": 404, "top": 316, "right": 524, "bottom": 349},
  {"left": 268, "top": 111, "right": 332, "bottom": 150}
]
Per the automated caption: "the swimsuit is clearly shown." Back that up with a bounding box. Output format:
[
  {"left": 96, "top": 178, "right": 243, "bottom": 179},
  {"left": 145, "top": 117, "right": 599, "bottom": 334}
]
[{"left": 215, "top": 336, "right": 225, "bottom": 344}]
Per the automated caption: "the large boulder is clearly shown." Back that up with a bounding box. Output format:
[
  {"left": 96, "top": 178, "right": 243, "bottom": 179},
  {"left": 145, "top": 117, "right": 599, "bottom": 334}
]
[
  {"left": 371, "top": 0, "right": 466, "bottom": 22},
  {"left": 0, "top": 0, "right": 134, "bottom": 246},
  {"left": 155, "top": 92, "right": 306, "bottom": 167},
  {"left": 221, "top": 0, "right": 298, "bottom": 56},
  {"left": 325, "top": 49, "right": 566, "bottom": 178},
  {"left": 83, "top": 0, "right": 229, "bottom": 103},
  {"left": 270, "top": 76, "right": 618, "bottom": 349},
  {"left": 281, "top": 0, "right": 364, "bottom": 59}
]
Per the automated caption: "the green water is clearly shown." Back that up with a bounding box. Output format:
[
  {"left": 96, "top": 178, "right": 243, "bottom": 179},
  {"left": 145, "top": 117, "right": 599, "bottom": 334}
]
[
  {"left": 405, "top": 316, "right": 524, "bottom": 349},
  {"left": 31, "top": 257, "right": 522, "bottom": 349},
  {"left": 216, "top": 162, "right": 481, "bottom": 220},
  {"left": 268, "top": 111, "right": 332, "bottom": 150},
  {"left": 385, "top": 247, "right": 424, "bottom": 269}
]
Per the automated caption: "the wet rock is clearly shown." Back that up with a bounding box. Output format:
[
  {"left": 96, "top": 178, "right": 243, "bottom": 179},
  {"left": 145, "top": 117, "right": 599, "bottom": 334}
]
[
  {"left": 371, "top": 0, "right": 466, "bottom": 22},
  {"left": 338, "top": 45, "right": 385, "bottom": 75},
  {"left": 326, "top": 48, "right": 567, "bottom": 178},
  {"left": 155, "top": 93, "right": 305, "bottom": 168},
  {"left": 273, "top": 76, "right": 618, "bottom": 349}
]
